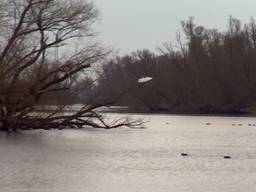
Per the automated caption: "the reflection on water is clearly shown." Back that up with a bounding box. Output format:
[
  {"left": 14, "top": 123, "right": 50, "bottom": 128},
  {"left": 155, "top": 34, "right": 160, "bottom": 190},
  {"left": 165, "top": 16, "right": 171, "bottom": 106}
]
[{"left": 1, "top": 114, "right": 256, "bottom": 192}]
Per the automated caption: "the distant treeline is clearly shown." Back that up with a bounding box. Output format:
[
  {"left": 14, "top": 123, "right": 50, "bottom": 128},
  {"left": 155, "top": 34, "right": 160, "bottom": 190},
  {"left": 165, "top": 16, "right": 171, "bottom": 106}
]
[{"left": 80, "top": 17, "right": 256, "bottom": 114}]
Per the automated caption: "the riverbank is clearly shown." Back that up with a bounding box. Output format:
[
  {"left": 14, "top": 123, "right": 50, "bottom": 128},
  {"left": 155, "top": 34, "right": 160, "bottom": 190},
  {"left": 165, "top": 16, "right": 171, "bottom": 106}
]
[{"left": 98, "top": 106, "right": 256, "bottom": 117}]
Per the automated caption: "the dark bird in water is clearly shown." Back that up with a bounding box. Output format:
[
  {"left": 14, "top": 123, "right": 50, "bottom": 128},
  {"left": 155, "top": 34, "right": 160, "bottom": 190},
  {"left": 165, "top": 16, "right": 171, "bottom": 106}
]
[
  {"left": 206, "top": 123, "right": 211, "bottom": 125},
  {"left": 181, "top": 153, "right": 188, "bottom": 156},
  {"left": 224, "top": 156, "right": 231, "bottom": 159}
]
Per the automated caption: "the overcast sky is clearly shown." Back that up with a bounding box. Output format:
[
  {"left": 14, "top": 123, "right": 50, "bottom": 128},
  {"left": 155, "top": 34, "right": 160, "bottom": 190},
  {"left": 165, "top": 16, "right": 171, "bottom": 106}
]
[{"left": 94, "top": 0, "right": 256, "bottom": 55}]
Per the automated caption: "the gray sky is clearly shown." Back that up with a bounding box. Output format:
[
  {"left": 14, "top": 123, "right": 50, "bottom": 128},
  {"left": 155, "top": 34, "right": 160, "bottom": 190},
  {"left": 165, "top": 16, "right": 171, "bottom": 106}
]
[{"left": 94, "top": 0, "right": 256, "bottom": 55}]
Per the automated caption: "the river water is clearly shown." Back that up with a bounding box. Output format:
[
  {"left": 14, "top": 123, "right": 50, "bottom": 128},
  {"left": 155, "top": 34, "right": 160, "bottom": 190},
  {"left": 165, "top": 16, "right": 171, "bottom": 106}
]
[{"left": 1, "top": 114, "right": 256, "bottom": 192}]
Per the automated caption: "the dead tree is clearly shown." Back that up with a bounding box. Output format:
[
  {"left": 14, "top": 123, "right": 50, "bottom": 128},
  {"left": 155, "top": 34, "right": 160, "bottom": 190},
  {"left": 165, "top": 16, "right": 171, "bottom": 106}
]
[{"left": 0, "top": 0, "right": 142, "bottom": 131}]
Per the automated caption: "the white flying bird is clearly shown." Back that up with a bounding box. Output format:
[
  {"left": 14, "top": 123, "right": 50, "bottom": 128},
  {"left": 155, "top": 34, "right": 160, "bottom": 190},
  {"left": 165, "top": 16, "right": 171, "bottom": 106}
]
[{"left": 137, "top": 77, "right": 153, "bottom": 83}]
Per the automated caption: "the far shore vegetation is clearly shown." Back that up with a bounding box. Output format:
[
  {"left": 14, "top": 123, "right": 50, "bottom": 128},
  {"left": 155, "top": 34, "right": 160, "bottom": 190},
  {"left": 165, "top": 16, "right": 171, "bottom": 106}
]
[{"left": 85, "top": 17, "right": 256, "bottom": 115}]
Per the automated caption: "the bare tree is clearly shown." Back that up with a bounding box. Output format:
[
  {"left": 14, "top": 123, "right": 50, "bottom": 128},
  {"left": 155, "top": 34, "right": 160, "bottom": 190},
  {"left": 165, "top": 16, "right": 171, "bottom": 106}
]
[{"left": 0, "top": 0, "right": 142, "bottom": 132}]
